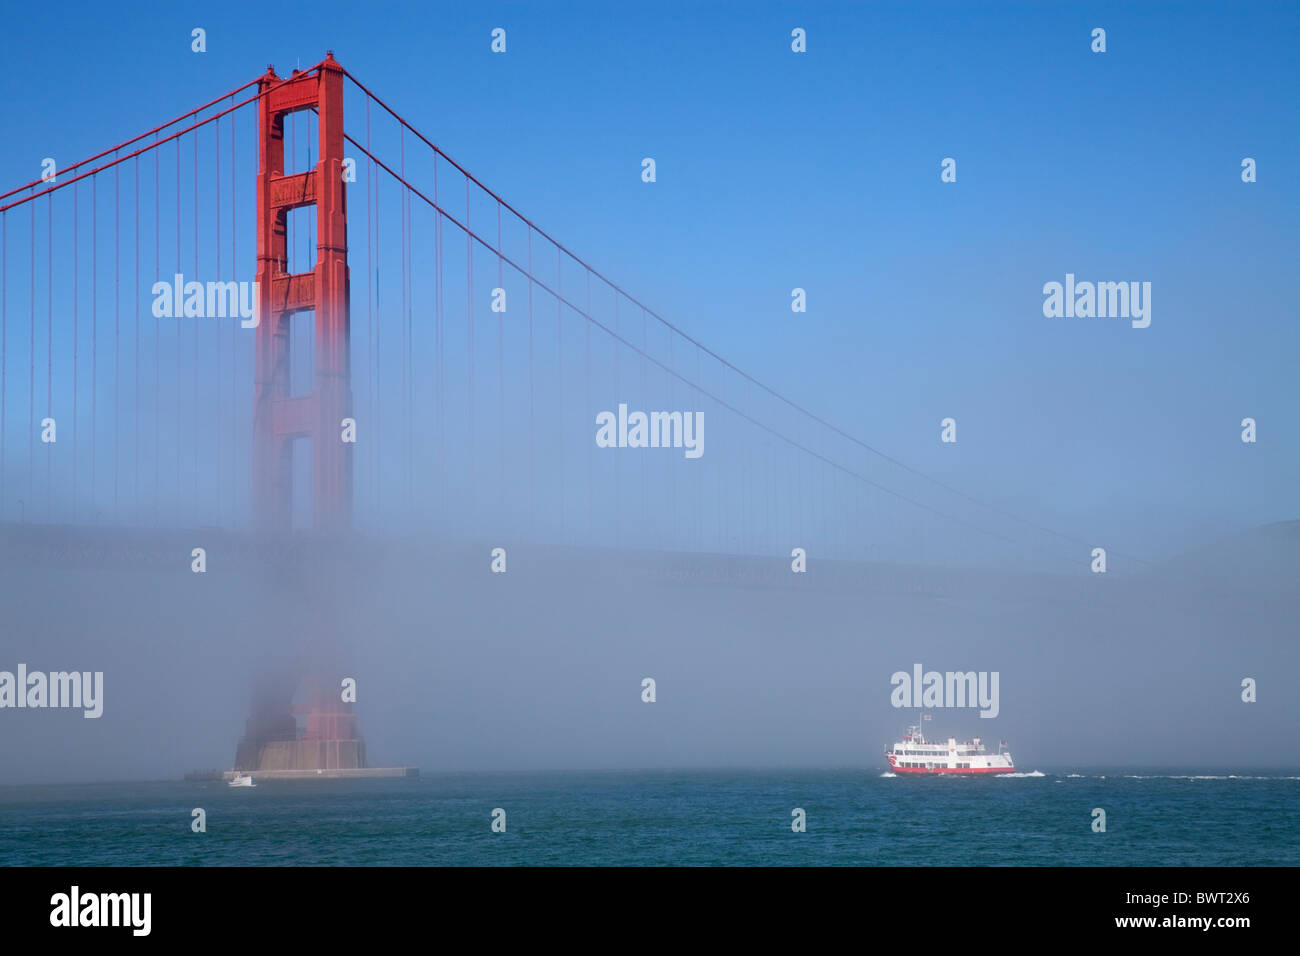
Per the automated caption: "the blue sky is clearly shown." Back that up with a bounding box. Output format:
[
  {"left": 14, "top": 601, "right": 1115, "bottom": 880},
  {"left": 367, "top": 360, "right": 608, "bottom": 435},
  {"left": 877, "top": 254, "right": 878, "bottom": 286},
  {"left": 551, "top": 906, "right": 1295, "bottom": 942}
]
[{"left": 0, "top": 0, "right": 1297, "bottom": 561}]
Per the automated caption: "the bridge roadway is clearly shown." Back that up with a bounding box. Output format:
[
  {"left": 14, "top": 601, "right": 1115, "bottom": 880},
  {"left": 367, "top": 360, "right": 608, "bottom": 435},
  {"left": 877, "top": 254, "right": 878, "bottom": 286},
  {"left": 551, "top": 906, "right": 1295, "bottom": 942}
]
[{"left": 0, "top": 522, "right": 1100, "bottom": 602}]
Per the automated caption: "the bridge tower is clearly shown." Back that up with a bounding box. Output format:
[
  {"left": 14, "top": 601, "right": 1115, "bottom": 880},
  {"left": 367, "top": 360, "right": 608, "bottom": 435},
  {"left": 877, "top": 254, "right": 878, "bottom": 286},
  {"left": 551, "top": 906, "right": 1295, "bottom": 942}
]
[{"left": 253, "top": 53, "right": 352, "bottom": 532}]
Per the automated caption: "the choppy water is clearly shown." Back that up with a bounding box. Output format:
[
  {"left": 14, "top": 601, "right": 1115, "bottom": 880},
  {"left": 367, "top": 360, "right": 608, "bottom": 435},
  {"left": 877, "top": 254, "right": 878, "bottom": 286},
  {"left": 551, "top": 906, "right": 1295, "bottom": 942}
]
[{"left": 1, "top": 769, "right": 1297, "bottom": 866}]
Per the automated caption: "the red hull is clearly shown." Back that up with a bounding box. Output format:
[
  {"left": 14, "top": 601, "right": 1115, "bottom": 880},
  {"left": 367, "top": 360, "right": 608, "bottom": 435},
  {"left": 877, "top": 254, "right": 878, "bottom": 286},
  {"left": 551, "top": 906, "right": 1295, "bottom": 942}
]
[{"left": 889, "top": 765, "right": 1014, "bottom": 774}]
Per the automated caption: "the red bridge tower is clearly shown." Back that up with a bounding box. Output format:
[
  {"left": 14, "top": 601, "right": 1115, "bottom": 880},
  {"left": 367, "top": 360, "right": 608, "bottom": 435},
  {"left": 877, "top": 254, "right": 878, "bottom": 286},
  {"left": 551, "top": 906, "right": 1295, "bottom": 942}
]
[{"left": 253, "top": 53, "right": 352, "bottom": 532}]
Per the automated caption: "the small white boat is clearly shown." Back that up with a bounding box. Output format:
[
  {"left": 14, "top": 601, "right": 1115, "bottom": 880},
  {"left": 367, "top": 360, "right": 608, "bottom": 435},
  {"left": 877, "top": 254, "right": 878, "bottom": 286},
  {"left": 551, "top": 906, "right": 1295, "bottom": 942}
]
[{"left": 228, "top": 772, "right": 256, "bottom": 788}]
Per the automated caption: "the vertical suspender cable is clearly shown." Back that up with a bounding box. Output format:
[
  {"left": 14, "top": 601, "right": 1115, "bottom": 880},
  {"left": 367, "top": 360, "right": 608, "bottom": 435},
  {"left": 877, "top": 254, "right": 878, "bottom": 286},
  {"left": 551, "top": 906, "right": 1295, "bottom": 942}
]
[
  {"left": 406, "top": 151, "right": 414, "bottom": 513},
  {"left": 30, "top": 201, "right": 36, "bottom": 518},
  {"left": 92, "top": 177, "right": 98, "bottom": 519},
  {"left": 134, "top": 156, "right": 140, "bottom": 520},
  {"left": 497, "top": 201, "right": 504, "bottom": 507},
  {"left": 193, "top": 133, "right": 199, "bottom": 517},
  {"left": 466, "top": 179, "right": 474, "bottom": 516},
  {"left": 1, "top": 212, "right": 6, "bottom": 520},
  {"left": 527, "top": 227, "right": 533, "bottom": 534},
  {"left": 365, "top": 99, "right": 374, "bottom": 520},
  {"left": 612, "top": 294, "right": 619, "bottom": 546},
  {"left": 230, "top": 109, "right": 236, "bottom": 525},
  {"left": 556, "top": 246, "right": 563, "bottom": 534},
  {"left": 154, "top": 133, "right": 160, "bottom": 526},
  {"left": 175, "top": 139, "right": 181, "bottom": 515},
  {"left": 73, "top": 186, "right": 79, "bottom": 521},
  {"left": 400, "top": 128, "right": 408, "bottom": 511},
  {"left": 47, "top": 192, "right": 53, "bottom": 519},
  {"left": 409, "top": 169, "right": 416, "bottom": 515},
  {"left": 114, "top": 160, "right": 120, "bottom": 517},
  {"left": 640, "top": 308, "right": 647, "bottom": 539},
  {"left": 215, "top": 113, "right": 222, "bottom": 524},
  {"left": 585, "top": 269, "right": 591, "bottom": 538},
  {"left": 375, "top": 138, "right": 381, "bottom": 516},
  {"left": 435, "top": 153, "right": 443, "bottom": 521}
]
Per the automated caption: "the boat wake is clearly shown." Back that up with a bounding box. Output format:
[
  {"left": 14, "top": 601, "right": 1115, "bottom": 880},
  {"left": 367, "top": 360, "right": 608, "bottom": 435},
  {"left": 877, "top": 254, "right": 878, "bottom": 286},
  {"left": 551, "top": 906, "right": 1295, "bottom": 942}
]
[
  {"left": 1050, "top": 773, "right": 1294, "bottom": 781},
  {"left": 994, "top": 771, "right": 1046, "bottom": 778},
  {"left": 1123, "top": 774, "right": 1279, "bottom": 781}
]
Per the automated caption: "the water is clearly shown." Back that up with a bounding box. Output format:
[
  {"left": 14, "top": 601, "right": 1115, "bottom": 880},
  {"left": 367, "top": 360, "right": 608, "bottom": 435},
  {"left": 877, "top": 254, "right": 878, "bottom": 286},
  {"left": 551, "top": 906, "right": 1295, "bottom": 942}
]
[{"left": 2, "top": 769, "right": 1297, "bottom": 866}]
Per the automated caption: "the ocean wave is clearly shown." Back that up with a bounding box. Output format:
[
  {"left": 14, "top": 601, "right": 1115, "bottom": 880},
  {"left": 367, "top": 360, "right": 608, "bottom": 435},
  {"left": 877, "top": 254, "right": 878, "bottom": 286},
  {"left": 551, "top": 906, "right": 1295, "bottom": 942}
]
[
  {"left": 995, "top": 771, "right": 1046, "bottom": 778},
  {"left": 879, "top": 772, "right": 897, "bottom": 778},
  {"left": 1123, "top": 775, "right": 1262, "bottom": 780}
]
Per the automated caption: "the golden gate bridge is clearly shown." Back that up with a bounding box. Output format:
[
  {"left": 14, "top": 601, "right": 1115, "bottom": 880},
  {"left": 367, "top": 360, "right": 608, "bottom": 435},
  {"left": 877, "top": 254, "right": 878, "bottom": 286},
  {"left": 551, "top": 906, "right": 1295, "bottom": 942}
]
[
  {"left": 0, "top": 53, "right": 1137, "bottom": 777},
  {"left": 0, "top": 52, "right": 1115, "bottom": 570}
]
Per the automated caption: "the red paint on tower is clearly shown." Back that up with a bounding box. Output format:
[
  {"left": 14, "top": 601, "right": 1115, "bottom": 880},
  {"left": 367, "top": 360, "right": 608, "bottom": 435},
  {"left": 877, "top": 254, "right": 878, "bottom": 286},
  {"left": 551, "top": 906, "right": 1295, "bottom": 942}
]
[{"left": 253, "top": 54, "right": 353, "bottom": 532}]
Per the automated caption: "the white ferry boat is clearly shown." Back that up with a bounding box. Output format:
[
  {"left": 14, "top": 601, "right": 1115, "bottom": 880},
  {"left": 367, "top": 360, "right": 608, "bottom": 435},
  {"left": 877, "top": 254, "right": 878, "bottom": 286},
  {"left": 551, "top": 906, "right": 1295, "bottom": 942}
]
[{"left": 886, "top": 724, "right": 1014, "bottom": 775}]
